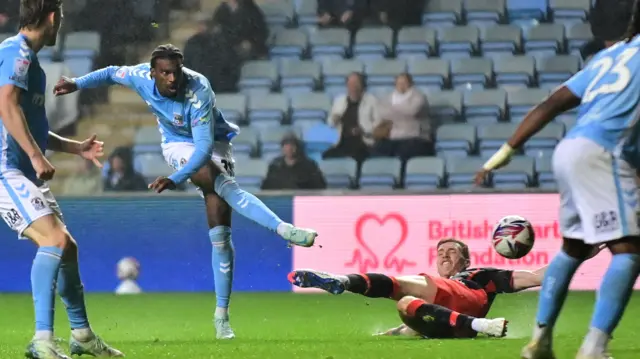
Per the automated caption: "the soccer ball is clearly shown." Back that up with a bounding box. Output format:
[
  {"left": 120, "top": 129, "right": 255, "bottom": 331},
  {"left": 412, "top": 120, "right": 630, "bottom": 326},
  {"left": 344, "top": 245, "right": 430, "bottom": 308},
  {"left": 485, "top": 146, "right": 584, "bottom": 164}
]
[
  {"left": 491, "top": 215, "right": 535, "bottom": 259},
  {"left": 116, "top": 257, "right": 140, "bottom": 280}
]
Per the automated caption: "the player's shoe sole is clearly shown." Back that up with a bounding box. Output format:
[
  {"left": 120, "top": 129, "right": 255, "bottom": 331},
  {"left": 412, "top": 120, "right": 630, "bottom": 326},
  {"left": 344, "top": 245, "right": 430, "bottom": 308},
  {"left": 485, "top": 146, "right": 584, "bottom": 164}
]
[
  {"left": 481, "top": 318, "right": 508, "bottom": 338},
  {"left": 288, "top": 270, "right": 345, "bottom": 294}
]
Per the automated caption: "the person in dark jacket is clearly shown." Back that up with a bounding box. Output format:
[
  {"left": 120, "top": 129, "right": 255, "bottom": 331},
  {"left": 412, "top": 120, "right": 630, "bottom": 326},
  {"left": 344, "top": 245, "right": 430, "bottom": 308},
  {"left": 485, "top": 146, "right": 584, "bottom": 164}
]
[
  {"left": 104, "top": 147, "right": 147, "bottom": 192},
  {"left": 261, "top": 134, "right": 327, "bottom": 190},
  {"left": 212, "top": 0, "right": 268, "bottom": 60}
]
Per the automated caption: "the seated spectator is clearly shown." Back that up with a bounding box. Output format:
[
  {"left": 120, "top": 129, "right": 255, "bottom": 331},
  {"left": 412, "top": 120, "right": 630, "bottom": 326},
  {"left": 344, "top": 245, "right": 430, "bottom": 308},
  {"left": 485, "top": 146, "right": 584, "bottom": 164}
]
[
  {"left": 261, "top": 133, "right": 326, "bottom": 190},
  {"left": 372, "top": 73, "right": 432, "bottom": 160},
  {"left": 367, "top": 0, "right": 424, "bottom": 29},
  {"left": 212, "top": 0, "right": 268, "bottom": 61},
  {"left": 104, "top": 147, "right": 147, "bottom": 192},
  {"left": 317, "top": 0, "right": 365, "bottom": 31},
  {"left": 62, "top": 159, "right": 103, "bottom": 195},
  {"left": 323, "top": 72, "right": 380, "bottom": 163}
]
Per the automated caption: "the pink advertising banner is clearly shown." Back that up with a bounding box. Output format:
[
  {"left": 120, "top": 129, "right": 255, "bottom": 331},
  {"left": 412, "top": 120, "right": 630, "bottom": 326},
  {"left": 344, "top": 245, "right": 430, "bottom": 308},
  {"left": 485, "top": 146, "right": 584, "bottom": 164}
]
[{"left": 292, "top": 194, "right": 638, "bottom": 291}]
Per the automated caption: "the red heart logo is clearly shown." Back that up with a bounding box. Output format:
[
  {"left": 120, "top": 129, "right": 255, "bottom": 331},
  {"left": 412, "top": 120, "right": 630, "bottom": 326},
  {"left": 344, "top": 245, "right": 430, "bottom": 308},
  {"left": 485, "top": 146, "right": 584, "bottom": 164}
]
[{"left": 345, "top": 213, "right": 416, "bottom": 273}]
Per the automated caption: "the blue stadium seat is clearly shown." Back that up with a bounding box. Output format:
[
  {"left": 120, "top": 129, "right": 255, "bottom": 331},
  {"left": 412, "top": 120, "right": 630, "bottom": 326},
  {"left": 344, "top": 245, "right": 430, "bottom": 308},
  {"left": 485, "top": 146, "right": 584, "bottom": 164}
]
[
  {"left": 322, "top": 59, "right": 364, "bottom": 97},
  {"left": 507, "top": 0, "right": 548, "bottom": 21},
  {"left": 353, "top": 27, "right": 394, "bottom": 60},
  {"left": 396, "top": 27, "right": 436, "bottom": 59},
  {"left": 133, "top": 126, "right": 161, "bottom": 154},
  {"left": 405, "top": 157, "right": 446, "bottom": 189},
  {"left": 451, "top": 58, "right": 493, "bottom": 90},
  {"left": 466, "top": 0, "right": 506, "bottom": 28},
  {"left": 238, "top": 61, "right": 278, "bottom": 93},
  {"left": 447, "top": 157, "right": 486, "bottom": 188},
  {"left": 495, "top": 55, "right": 535, "bottom": 89},
  {"left": 359, "top": 158, "right": 402, "bottom": 189},
  {"left": 492, "top": 156, "right": 535, "bottom": 188},
  {"left": 234, "top": 160, "right": 268, "bottom": 192},
  {"left": 216, "top": 94, "right": 247, "bottom": 125},
  {"left": 232, "top": 127, "right": 259, "bottom": 159},
  {"left": 536, "top": 156, "right": 555, "bottom": 188},
  {"left": 428, "top": 90, "right": 463, "bottom": 123},
  {"left": 481, "top": 25, "right": 522, "bottom": 60},
  {"left": 310, "top": 29, "right": 351, "bottom": 60},
  {"left": 247, "top": 93, "right": 288, "bottom": 129},
  {"left": 464, "top": 90, "right": 507, "bottom": 125},
  {"left": 366, "top": 59, "right": 407, "bottom": 91},
  {"left": 302, "top": 123, "right": 339, "bottom": 156},
  {"left": 478, "top": 123, "right": 518, "bottom": 157},
  {"left": 270, "top": 29, "right": 308, "bottom": 60},
  {"left": 319, "top": 158, "right": 358, "bottom": 189},
  {"left": 525, "top": 123, "right": 565, "bottom": 157},
  {"left": 259, "top": 0, "right": 294, "bottom": 27},
  {"left": 291, "top": 93, "right": 331, "bottom": 130},
  {"left": 423, "top": 0, "right": 463, "bottom": 28},
  {"left": 508, "top": 89, "right": 550, "bottom": 121},
  {"left": 550, "top": 0, "right": 590, "bottom": 26},
  {"left": 524, "top": 24, "right": 565, "bottom": 60},
  {"left": 436, "top": 124, "right": 476, "bottom": 157},
  {"left": 137, "top": 152, "right": 170, "bottom": 183},
  {"left": 567, "top": 22, "right": 592, "bottom": 55},
  {"left": 280, "top": 61, "right": 320, "bottom": 95},
  {"left": 440, "top": 26, "right": 480, "bottom": 60},
  {"left": 537, "top": 55, "right": 579, "bottom": 89},
  {"left": 409, "top": 59, "right": 449, "bottom": 91}
]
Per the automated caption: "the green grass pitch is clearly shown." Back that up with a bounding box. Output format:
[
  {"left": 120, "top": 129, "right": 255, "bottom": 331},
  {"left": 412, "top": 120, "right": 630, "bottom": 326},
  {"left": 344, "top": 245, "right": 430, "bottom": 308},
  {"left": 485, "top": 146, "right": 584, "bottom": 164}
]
[{"left": 1, "top": 292, "right": 640, "bottom": 359}]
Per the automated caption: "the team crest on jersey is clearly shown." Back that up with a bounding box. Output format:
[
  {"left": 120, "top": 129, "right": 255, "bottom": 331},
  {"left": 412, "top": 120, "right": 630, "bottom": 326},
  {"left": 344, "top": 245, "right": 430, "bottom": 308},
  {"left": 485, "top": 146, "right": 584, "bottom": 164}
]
[
  {"left": 180, "top": 158, "right": 187, "bottom": 167},
  {"left": 116, "top": 68, "right": 127, "bottom": 78},
  {"left": 31, "top": 197, "right": 45, "bottom": 211},
  {"left": 173, "top": 114, "right": 184, "bottom": 126}
]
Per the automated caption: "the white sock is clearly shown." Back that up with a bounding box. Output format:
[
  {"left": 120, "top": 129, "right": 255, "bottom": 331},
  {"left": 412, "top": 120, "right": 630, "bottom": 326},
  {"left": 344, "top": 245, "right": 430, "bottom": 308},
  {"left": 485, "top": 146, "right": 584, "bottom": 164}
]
[
  {"left": 470, "top": 318, "right": 486, "bottom": 333},
  {"left": 71, "top": 327, "right": 95, "bottom": 342},
  {"left": 34, "top": 330, "right": 54, "bottom": 341},
  {"left": 276, "top": 223, "right": 292, "bottom": 237},
  {"left": 580, "top": 327, "right": 609, "bottom": 355},
  {"left": 215, "top": 307, "right": 229, "bottom": 319}
]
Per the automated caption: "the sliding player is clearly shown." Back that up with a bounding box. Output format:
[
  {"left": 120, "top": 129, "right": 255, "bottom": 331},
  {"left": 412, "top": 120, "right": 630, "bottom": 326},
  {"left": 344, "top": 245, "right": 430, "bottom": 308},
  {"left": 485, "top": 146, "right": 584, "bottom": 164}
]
[
  {"left": 53, "top": 44, "right": 318, "bottom": 339},
  {"left": 0, "top": 1, "right": 122, "bottom": 358}
]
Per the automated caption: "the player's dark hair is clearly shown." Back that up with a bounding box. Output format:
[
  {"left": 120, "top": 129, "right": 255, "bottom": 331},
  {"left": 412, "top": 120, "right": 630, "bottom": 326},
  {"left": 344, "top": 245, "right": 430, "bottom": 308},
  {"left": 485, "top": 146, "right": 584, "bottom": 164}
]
[
  {"left": 624, "top": 0, "right": 640, "bottom": 41},
  {"left": 20, "top": 0, "right": 62, "bottom": 29},
  {"left": 437, "top": 238, "right": 470, "bottom": 262},
  {"left": 150, "top": 44, "right": 184, "bottom": 68}
]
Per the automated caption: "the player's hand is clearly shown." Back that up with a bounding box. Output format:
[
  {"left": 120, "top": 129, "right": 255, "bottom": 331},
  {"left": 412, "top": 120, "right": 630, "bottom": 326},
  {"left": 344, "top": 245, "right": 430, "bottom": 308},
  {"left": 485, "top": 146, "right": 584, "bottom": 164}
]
[
  {"left": 474, "top": 169, "right": 490, "bottom": 186},
  {"left": 148, "top": 176, "right": 177, "bottom": 193},
  {"left": 53, "top": 76, "right": 78, "bottom": 96},
  {"left": 78, "top": 134, "right": 104, "bottom": 168},
  {"left": 30, "top": 153, "right": 56, "bottom": 181}
]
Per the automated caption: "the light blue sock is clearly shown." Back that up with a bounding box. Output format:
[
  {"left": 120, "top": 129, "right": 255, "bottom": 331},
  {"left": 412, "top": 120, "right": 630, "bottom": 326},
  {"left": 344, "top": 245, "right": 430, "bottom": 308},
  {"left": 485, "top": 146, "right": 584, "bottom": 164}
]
[
  {"left": 57, "top": 261, "right": 90, "bottom": 330},
  {"left": 214, "top": 175, "right": 283, "bottom": 232},
  {"left": 210, "top": 226, "right": 235, "bottom": 314},
  {"left": 590, "top": 253, "right": 640, "bottom": 334},
  {"left": 535, "top": 250, "right": 582, "bottom": 327},
  {"left": 32, "top": 246, "right": 64, "bottom": 332}
]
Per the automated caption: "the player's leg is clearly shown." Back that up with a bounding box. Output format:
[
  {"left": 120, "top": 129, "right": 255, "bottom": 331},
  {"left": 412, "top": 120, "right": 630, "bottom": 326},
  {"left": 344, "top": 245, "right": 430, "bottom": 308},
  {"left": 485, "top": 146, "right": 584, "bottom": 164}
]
[
  {"left": 202, "top": 191, "right": 236, "bottom": 339},
  {"left": 396, "top": 296, "right": 508, "bottom": 338}
]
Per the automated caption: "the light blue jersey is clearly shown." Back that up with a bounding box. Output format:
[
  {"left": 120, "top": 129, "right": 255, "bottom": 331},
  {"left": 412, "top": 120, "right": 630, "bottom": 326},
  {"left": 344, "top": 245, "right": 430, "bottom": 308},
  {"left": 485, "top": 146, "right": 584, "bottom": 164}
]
[
  {"left": 74, "top": 64, "right": 239, "bottom": 184},
  {"left": 564, "top": 35, "right": 640, "bottom": 167},
  {"left": 0, "top": 34, "right": 49, "bottom": 183}
]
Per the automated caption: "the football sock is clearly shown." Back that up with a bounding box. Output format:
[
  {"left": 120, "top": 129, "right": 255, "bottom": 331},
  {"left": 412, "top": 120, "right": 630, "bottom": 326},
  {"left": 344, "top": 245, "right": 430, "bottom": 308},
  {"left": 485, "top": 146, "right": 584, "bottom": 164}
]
[
  {"left": 32, "top": 246, "right": 64, "bottom": 336},
  {"left": 345, "top": 273, "right": 396, "bottom": 298},
  {"left": 57, "top": 260, "right": 91, "bottom": 331},
  {"left": 535, "top": 250, "right": 582, "bottom": 329},
  {"left": 407, "top": 300, "right": 475, "bottom": 332},
  {"left": 214, "top": 175, "right": 283, "bottom": 232},
  {"left": 210, "top": 226, "right": 235, "bottom": 317},
  {"left": 589, "top": 253, "right": 640, "bottom": 335}
]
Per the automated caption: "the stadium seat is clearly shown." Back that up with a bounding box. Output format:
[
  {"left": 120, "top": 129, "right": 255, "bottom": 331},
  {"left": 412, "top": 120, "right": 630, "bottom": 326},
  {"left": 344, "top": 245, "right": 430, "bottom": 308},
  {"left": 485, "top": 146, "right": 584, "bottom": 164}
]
[
  {"left": 409, "top": 59, "right": 449, "bottom": 91},
  {"left": 447, "top": 157, "right": 487, "bottom": 188},
  {"left": 396, "top": 27, "right": 437, "bottom": 59},
  {"left": 216, "top": 94, "right": 247, "bottom": 125},
  {"left": 359, "top": 158, "right": 402, "bottom": 189},
  {"left": 464, "top": 90, "right": 507, "bottom": 125},
  {"left": 365, "top": 59, "right": 407, "bottom": 91},
  {"left": 494, "top": 55, "right": 535, "bottom": 89},
  {"left": 137, "top": 152, "right": 170, "bottom": 182},
  {"left": 550, "top": 0, "right": 590, "bottom": 25},
  {"left": 508, "top": 88, "right": 550, "bottom": 121},
  {"left": 428, "top": 90, "right": 463, "bottom": 124},
  {"left": 234, "top": 159, "right": 269, "bottom": 192},
  {"left": 507, "top": 0, "right": 548, "bottom": 21},
  {"left": 492, "top": 156, "right": 535, "bottom": 188},
  {"left": 405, "top": 157, "right": 446, "bottom": 189},
  {"left": 536, "top": 155, "right": 555, "bottom": 188},
  {"left": 64, "top": 31, "right": 100, "bottom": 58},
  {"left": 319, "top": 158, "right": 358, "bottom": 189},
  {"left": 567, "top": 22, "right": 592, "bottom": 55},
  {"left": 133, "top": 126, "right": 161, "bottom": 154},
  {"left": 310, "top": 28, "right": 351, "bottom": 60},
  {"left": 259, "top": 0, "right": 295, "bottom": 27},
  {"left": 422, "top": 0, "right": 463, "bottom": 28},
  {"left": 322, "top": 59, "right": 364, "bottom": 98},
  {"left": 524, "top": 24, "right": 565, "bottom": 60},
  {"left": 238, "top": 61, "right": 278, "bottom": 93},
  {"left": 353, "top": 27, "right": 394, "bottom": 60},
  {"left": 477, "top": 123, "right": 518, "bottom": 157},
  {"left": 232, "top": 127, "right": 259, "bottom": 159},
  {"left": 525, "top": 122, "right": 564, "bottom": 157},
  {"left": 291, "top": 93, "right": 331, "bottom": 129},
  {"left": 64, "top": 58, "right": 94, "bottom": 77},
  {"left": 466, "top": 0, "right": 506, "bottom": 27},
  {"left": 302, "top": 123, "right": 339, "bottom": 155},
  {"left": 537, "top": 55, "right": 580, "bottom": 89},
  {"left": 280, "top": 60, "right": 321, "bottom": 96},
  {"left": 556, "top": 114, "right": 576, "bottom": 130},
  {"left": 297, "top": 0, "right": 318, "bottom": 26},
  {"left": 435, "top": 124, "right": 476, "bottom": 157},
  {"left": 451, "top": 58, "right": 493, "bottom": 90},
  {"left": 260, "top": 127, "right": 300, "bottom": 160},
  {"left": 247, "top": 93, "right": 289, "bottom": 129},
  {"left": 481, "top": 25, "right": 522, "bottom": 60},
  {"left": 270, "top": 29, "right": 308, "bottom": 60},
  {"left": 439, "top": 26, "right": 480, "bottom": 59}
]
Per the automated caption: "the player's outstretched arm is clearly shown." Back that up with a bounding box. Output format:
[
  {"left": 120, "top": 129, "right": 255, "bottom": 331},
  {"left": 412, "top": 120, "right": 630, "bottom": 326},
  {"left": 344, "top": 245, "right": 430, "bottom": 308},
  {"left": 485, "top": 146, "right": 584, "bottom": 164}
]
[
  {"left": 47, "top": 132, "right": 104, "bottom": 167},
  {"left": 512, "top": 266, "right": 547, "bottom": 291},
  {"left": 54, "top": 66, "right": 139, "bottom": 96}
]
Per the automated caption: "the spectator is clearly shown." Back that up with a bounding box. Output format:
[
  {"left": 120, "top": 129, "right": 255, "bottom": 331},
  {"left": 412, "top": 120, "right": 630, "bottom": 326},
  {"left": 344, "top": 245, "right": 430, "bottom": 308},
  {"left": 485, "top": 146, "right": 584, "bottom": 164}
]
[
  {"left": 184, "top": 17, "right": 240, "bottom": 92},
  {"left": 261, "top": 134, "right": 327, "bottom": 190},
  {"left": 372, "top": 73, "right": 432, "bottom": 160},
  {"left": 104, "top": 147, "right": 147, "bottom": 192},
  {"left": 62, "top": 159, "right": 103, "bottom": 195},
  {"left": 323, "top": 72, "right": 381, "bottom": 163},
  {"left": 212, "top": 0, "right": 269, "bottom": 61},
  {"left": 367, "top": 0, "right": 424, "bottom": 29},
  {"left": 317, "top": 0, "right": 365, "bottom": 31}
]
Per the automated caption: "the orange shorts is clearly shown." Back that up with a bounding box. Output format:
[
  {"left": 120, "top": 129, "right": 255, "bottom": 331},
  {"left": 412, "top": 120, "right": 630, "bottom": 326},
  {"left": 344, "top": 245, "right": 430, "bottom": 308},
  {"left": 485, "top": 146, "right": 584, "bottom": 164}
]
[{"left": 422, "top": 274, "right": 489, "bottom": 318}]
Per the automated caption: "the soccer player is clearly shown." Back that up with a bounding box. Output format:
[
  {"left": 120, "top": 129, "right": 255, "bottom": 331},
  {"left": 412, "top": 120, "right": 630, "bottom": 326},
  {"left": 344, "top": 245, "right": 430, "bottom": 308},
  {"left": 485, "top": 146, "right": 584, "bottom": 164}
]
[
  {"left": 0, "top": 1, "right": 123, "bottom": 358},
  {"left": 53, "top": 44, "right": 318, "bottom": 339},
  {"left": 475, "top": 3, "right": 640, "bottom": 358},
  {"left": 290, "top": 238, "right": 556, "bottom": 339}
]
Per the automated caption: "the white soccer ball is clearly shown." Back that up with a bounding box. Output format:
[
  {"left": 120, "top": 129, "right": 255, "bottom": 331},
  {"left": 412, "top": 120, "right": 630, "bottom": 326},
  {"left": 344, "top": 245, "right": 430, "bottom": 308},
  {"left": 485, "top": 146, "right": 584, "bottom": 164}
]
[
  {"left": 116, "top": 257, "right": 140, "bottom": 280},
  {"left": 491, "top": 215, "right": 535, "bottom": 259}
]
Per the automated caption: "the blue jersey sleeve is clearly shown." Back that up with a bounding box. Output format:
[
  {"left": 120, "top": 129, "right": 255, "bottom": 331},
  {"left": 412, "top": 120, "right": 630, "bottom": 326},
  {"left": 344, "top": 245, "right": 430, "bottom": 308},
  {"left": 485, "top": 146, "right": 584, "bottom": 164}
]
[
  {"left": 0, "top": 45, "right": 32, "bottom": 91},
  {"left": 563, "top": 67, "right": 592, "bottom": 98},
  {"left": 74, "top": 64, "right": 149, "bottom": 90},
  {"left": 167, "top": 86, "right": 215, "bottom": 185}
]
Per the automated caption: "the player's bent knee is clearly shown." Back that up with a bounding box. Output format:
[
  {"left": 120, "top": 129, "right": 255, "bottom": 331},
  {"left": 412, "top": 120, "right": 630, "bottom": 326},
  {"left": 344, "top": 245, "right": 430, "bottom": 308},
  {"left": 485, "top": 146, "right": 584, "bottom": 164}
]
[
  {"left": 397, "top": 296, "right": 423, "bottom": 316},
  {"left": 608, "top": 236, "right": 640, "bottom": 255},
  {"left": 214, "top": 174, "right": 239, "bottom": 198},
  {"left": 209, "top": 226, "right": 233, "bottom": 252}
]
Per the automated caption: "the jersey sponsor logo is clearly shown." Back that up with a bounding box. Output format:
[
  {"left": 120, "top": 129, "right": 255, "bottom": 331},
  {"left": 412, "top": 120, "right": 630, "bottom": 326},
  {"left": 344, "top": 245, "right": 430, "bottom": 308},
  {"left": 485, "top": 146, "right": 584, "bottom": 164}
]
[
  {"left": 31, "top": 197, "right": 45, "bottom": 211},
  {"left": 191, "top": 115, "right": 211, "bottom": 127},
  {"left": 2, "top": 208, "right": 23, "bottom": 228},
  {"left": 116, "top": 68, "right": 127, "bottom": 78},
  {"left": 11, "top": 57, "right": 30, "bottom": 85},
  {"left": 32, "top": 94, "right": 45, "bottom": 107},
  {"left": 180, "top": 158, "right": 187, "bottom": 167},
  {"left": 593, "top": 210, "right": 620, "bottom": 234},
  {"left": 173, "top": 114, "right": 184, "bottom": 126}
]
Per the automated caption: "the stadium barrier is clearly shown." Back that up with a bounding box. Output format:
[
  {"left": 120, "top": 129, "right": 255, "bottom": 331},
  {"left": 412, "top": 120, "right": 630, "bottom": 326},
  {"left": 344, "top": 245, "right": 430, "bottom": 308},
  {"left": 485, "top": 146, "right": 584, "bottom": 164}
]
[{"left": 0, "top": 192, "right": 631, "bottom": 292}]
